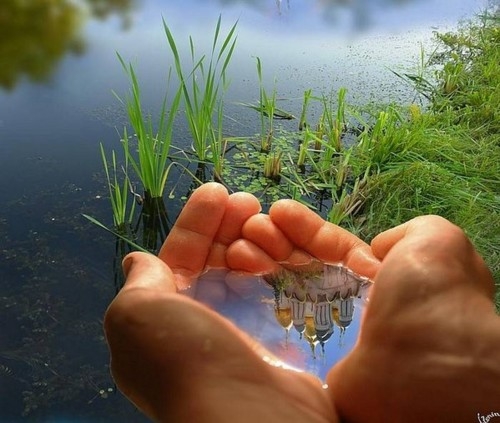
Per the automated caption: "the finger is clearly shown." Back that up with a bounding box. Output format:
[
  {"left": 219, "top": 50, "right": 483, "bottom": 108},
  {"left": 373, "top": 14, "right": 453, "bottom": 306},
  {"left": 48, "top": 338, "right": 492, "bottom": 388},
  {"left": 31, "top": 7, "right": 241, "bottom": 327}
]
[
  {"left": 326, "top": 217, "right": 497, "bottom": 422},
  {"left": 372, "top": 215, "right": 464, "bottom": 259},
  {"left": 241, "top": 213, "right": 294, "bottom": 261},
  {"left": 158, "top": 182, "right": 229, "bottom": 287},
  {"left": 371, "top": 215, "right": 494, "bottom": 298},
  {"left": 226, "top": 239, "right": 282, "bottom": 275},
  {"left": 370, "top": 220, "right": 410, "bottom": 260},
  {"left": 268, "top": 199, "right": 380, "bottom": 278},
  {"left": 121, "top": 251, "right": 177, "bottom": 294},
  {"left": 206, "top": 192, "right": 261, "bottom": 268}
]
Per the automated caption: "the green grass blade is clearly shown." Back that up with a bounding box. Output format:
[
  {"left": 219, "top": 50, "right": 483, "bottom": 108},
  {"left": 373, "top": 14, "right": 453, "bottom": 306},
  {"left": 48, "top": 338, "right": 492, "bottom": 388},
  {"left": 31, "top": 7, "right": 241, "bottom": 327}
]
[{"left": 82, "top": 214, "right": 149, "bottom": 253}]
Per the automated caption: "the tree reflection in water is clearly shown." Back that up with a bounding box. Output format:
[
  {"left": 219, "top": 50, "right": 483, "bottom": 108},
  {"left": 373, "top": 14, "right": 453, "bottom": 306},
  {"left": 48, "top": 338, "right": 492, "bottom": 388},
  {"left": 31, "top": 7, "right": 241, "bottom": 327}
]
[
  {"left": 0, "top": 0, "right": 134, "bottom": 90},
  {"left": 212, "top": 0, "right": 423, "bottom": 31}
]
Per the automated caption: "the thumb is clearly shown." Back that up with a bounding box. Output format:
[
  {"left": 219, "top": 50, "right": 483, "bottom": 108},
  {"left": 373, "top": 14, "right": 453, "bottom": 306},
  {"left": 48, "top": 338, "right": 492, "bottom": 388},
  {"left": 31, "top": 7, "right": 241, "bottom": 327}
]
[{"left": 120, "top": 251, "right": 177, "bottom": 294}]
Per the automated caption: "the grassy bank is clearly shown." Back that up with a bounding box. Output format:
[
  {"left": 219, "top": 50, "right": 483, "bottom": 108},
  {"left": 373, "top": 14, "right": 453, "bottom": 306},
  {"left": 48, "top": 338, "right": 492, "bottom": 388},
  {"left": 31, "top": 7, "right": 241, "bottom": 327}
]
[{"left": 357, "top": 11, "right": 500, "bottom": 307}]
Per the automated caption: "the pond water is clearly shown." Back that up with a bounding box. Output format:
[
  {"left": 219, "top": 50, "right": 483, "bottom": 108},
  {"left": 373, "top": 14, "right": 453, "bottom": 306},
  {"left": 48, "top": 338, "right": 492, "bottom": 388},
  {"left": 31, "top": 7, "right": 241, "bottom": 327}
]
[{"left": 0, "top": 0, "right": 489, "bottom": 421}]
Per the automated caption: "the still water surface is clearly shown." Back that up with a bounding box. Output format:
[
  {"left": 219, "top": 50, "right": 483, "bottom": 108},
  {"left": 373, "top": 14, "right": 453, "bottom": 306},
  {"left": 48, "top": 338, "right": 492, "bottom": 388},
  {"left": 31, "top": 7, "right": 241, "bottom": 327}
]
[{"left": 0, "top": 0, "right": 488, "bottom": 421}]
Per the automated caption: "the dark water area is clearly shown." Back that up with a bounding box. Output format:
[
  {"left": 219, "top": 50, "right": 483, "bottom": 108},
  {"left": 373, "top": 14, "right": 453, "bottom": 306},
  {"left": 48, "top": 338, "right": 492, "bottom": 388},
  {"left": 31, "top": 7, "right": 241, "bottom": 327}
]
[{"left": 0, "top": 0, "right": 490, "bottom": 421}]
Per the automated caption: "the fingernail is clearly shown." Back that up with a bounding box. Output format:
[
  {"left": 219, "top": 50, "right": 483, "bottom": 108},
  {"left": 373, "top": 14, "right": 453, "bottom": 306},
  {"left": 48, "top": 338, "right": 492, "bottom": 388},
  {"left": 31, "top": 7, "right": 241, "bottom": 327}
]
[{"left": 122, "top": 254, "right": 134, "bottom": 277}]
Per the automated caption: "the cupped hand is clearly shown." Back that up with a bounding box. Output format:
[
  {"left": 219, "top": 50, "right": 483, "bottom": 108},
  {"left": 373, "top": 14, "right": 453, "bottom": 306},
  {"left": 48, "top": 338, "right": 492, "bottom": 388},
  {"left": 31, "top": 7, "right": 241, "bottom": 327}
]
[
  {"left": 327, "top": 215, "right": 500, "bottom": 423},
  {"left": 227, "top": 203, "right": 500, "bottom": 421},
  {"left": 104, "top": 183, "right": 356, "bottom": 423}
]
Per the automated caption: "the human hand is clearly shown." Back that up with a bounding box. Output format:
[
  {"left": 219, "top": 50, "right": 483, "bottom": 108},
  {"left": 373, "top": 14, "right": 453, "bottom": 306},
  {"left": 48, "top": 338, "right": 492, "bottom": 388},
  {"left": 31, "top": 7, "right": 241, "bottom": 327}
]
[
  {"left": 225, "top": 204, "right": 500, "bottom": 421},
  {"left": 326, "top": 216, "right": 500, "bottom": 423},
  {"left": 105, "top": 183, "right": 379, "bottom": 423},
  {"left": 105, "top": 182, "right": 499, "bottom": 423}
]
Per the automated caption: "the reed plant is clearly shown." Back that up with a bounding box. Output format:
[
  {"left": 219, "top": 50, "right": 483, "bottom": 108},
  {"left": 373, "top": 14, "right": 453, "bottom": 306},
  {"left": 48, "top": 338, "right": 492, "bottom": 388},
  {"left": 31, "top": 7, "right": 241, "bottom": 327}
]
[
  {"left": 319, "top": 88, "right": 347, "bottom": 153},
  {"left": 356, "top": 10, "right": 500, "bottom": 296},
  {"left": 294, "top": 89, "right": 349, "bottom": 179},
  {"left": 116, "top": 56, "right": 182, "bottom": 199},
  {"left": 296, "top": 134, "right": 309, "bottom": 170},
  {"left": 356, "top": 106, "right": 409, "bottom": 171},
  {"left": 305, "top": 129, "right": 334, "bottom": 184},
  {"left": 391, "top": 43, "right": 437, "bottom": 102},
  {"left": 164, "top": 15, "right": 237, "bottom": 162},
  {"left": 299, "top": 89, "right": 312, "bottom": 131},
  {"left": 361, "top": 161, "right": 487, "bottom": 235},
  {"left": 327, "top": 175, "right": 367, "bottom": 226},
  {"left": 263, "top": 151, "right": 283, "bottom": 182},
  {"left": 137, "top": 193, "right": 171, "bottom": 252},
  {"left": 256, "top": 57, "right": 277, "bottom": 152},
  {"left": 209, "top": 99, "right": 227, "bottom": 182},
  {"left": 430, "top": 11, "right": 500, "bottom": 135},
  {"left": 89, "top": 11, "right": 499, "bottom": 305},
  {"left": 98, "top": 142, "right": 136, "bottom": 231}
]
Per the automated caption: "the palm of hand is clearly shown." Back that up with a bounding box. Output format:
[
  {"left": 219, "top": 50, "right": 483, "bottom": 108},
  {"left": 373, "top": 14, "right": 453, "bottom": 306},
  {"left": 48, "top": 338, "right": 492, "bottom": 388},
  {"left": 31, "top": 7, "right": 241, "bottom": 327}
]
[{"left": 109, "top": 261, "right": 339, "bottom": 422}]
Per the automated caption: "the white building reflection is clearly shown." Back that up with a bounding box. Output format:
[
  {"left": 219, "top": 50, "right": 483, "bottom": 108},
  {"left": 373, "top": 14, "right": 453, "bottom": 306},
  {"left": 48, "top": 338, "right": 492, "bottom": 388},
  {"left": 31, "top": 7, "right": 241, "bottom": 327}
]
[{"left": 265, "top": 263, "right": 370, "bottom": 356}]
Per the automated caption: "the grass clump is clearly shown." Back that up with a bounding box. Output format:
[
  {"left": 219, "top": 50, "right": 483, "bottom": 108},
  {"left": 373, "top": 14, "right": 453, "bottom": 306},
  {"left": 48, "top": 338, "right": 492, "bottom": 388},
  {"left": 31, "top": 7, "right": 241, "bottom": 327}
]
[
  {"left": 98, "top": 143, "right": 136, "bottom": 231},
  {"left": 115, "top": 55, "right": 182, "bottom": 200},
  {"left": 164, "top": 15, "right": 237, "bottom": 163}
]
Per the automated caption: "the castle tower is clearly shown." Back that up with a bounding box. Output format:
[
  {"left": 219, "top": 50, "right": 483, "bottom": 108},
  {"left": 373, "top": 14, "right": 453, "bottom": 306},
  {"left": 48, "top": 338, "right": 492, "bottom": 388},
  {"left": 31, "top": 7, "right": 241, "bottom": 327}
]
[
  {"left": 313, "top": 295, "right": 335, "bottom": 353},
  {"left": 332, "top": 297, "right": 355, "bottom": 341},
  {"left": 274, "top": 289, "right": 292, "bottom": 332},
  {"left": 290, "top": 297, "right": 306, "bottom": 336},
  {"left": 338, "top": 298, "right": 354, "bottom": 329},
  {"left": 304, "top": 301, "right": 318, "bottom": 358}
]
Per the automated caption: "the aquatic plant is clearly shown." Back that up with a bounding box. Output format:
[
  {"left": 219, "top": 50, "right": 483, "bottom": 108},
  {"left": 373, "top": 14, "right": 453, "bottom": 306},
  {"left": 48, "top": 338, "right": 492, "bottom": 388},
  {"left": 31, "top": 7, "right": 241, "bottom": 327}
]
[
  {"left": 83, "top": 213, "right": 149, "bottom": 253},
  {"left": 256, "top": 57, "right": 278, "bottom": 153},
  {"left": 116, "top": 55, "right": 182, "bottom": 199},
  {"left": 263, "top": 151, "right": 283, "bottom": 183},
  {"left": 91, "top": 11, "right": 500, "bottom": 307},
  {"left": 209, "top": 99, "right": 228, "bottom": 182},
  {"left": 390, "top": 43, "right": 438, "bottom": 102},
  {"left": 323, "top": 88, "right": 347, "bottom": 153},
  {"left": 431, "top": 10, "right": 500, "bottom": 135},
  {"left": 296, "top": 135, "right": 309, "bottom": 170},
  {"left": 328, "top": 172, "right": 368, "bottom": 226},
  {"left": 98, "top": 142, "right": 136, "bottom": 231},
  {"left": 136, "top": 194, "right": 171, "bottom": 252},
  {"left": 295, "top": 89, "right": 350, "bottom": 180},
  {"left": 164, "top": 15, "right": 237, "bottom": 162},
  {"left": 356, "top": 106, "right": 408, "bottom": 171},
  {"left": 299, "top": 89, "right": 312, "bottom": 131}
]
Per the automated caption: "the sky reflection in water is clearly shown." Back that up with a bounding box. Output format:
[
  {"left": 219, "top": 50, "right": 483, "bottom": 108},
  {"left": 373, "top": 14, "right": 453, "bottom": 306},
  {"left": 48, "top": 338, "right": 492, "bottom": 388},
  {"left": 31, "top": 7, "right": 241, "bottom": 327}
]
[{"left": 185, "top": 263, "right": 372, "bottom": 380}]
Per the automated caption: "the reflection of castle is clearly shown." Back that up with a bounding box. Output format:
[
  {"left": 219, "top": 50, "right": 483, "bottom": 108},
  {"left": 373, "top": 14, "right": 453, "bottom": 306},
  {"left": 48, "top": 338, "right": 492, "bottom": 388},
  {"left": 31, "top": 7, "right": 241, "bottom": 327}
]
[{"left": 265, "top": 263, "right": 370, "bottom": 356}]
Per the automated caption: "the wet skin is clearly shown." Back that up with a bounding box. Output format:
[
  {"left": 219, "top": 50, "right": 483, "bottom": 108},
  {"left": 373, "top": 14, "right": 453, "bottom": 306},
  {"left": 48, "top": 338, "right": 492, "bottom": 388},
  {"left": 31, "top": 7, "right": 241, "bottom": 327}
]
[{"left": 104, "top": 182, "right": 500, "bottom": 423}]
